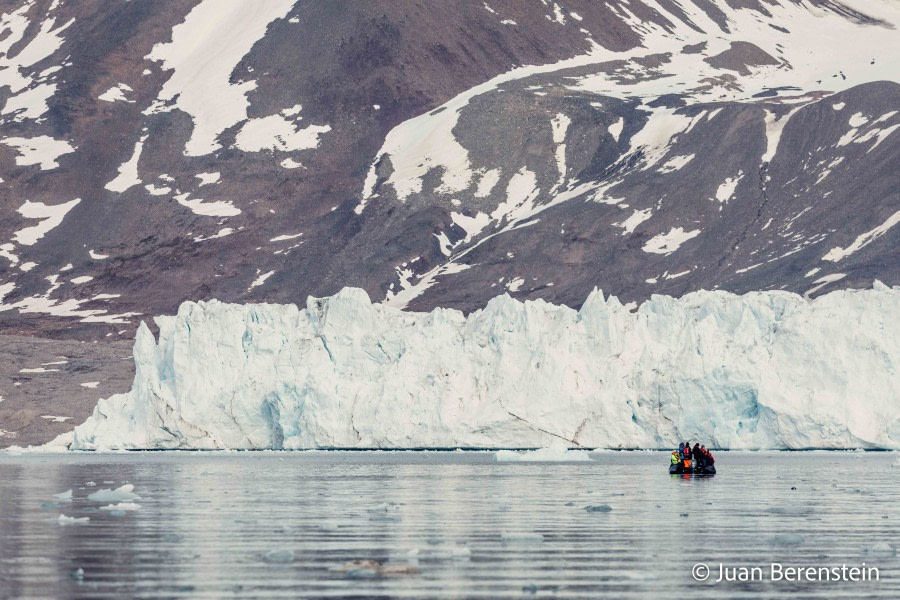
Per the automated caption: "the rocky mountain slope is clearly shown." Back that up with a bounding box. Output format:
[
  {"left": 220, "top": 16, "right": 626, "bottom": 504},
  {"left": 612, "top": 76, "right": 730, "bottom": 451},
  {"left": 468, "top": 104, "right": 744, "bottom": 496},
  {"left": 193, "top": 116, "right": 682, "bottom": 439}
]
[
  {"left": 0, "top": 0, "right": 898, "bottom": 446},
  {"left": 1, "top": 0, "right": 897, "bottom": 340}
]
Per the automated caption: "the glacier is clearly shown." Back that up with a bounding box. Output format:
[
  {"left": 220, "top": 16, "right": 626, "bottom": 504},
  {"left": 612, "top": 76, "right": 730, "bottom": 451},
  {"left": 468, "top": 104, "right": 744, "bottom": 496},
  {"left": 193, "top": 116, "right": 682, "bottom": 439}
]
[{"left": 69, "top": 284, "right": 900, "bottom": 450}]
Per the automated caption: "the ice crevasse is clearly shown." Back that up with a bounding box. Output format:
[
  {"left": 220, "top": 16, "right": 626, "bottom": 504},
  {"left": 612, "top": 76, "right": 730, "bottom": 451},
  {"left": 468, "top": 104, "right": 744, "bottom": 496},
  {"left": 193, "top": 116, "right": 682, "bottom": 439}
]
[{"left": 70, "top": 283, "right": 900, "bottom": 450}]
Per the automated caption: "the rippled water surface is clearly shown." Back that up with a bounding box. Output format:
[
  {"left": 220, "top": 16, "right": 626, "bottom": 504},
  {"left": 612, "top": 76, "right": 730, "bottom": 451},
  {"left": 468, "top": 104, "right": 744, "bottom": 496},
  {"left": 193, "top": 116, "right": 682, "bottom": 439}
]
[{"left": 1, "top": 451, "right": 899, "bottom": 599}]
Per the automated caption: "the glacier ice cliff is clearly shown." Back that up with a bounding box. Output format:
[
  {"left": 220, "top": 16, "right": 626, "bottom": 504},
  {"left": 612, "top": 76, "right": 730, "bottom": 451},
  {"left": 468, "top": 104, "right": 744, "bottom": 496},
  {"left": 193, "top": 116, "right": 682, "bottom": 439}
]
[{"left": 70, "top": 283, "right": 900, "bottom": 450}]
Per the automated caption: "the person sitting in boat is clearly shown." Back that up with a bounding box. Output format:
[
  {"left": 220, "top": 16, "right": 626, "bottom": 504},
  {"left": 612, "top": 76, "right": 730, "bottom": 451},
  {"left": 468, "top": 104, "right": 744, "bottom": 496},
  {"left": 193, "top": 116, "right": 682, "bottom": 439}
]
[
  {"left": 681, "top": 442, "right": 692, "bottom": 470},
  {"left": 671, "top": 449, "right": 681, "bottom": 469},
  {"left": 692, "top": 443, "right": 702, "bottom": 468},
  {"left": 702, "top": 446, "right": 715, "bottom": 467}
]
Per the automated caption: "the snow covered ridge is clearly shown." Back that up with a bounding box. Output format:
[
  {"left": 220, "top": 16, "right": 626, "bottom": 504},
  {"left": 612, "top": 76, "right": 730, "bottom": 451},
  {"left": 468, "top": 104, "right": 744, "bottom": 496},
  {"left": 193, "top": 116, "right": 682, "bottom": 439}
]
[{"left": 68, "top": 284, "right": 900, "bottom": 451}]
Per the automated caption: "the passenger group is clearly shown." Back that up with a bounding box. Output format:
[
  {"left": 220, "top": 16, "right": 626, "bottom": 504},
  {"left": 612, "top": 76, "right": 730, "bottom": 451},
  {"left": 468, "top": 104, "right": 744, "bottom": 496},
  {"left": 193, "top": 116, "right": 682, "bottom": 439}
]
[{"left": 670, "top": 442, "right": 715, "bottom": 470}]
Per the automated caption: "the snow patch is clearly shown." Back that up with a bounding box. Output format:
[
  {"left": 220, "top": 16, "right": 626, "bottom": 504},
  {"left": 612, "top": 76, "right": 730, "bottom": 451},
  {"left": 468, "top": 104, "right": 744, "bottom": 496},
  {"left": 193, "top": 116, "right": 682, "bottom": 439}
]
[
  {"left": 248, "top": 270, "right": 274, "bottom": 290},
  {"left": 616, "top": 208, "right": 652, "bottom": 235},
  {"left": 658, "top": 154, "right": 694, "bottom": 173},
  {"left": 270, "top": 233, "right": 303, "bottom": 242},
  {"left": 475, "top": 169, "right": 501, "bottom": 198},
  {"left": 822, "top": 210, "right": 900, "bottom": 262},
  {"left": 195, "top": 172, "right": 220, "bottom": 186},
  {"left": 175, "top": 193, "right": 240, "bottom": 217},
  {"left": 98, "top": 83, "right": 133, "bottom": 103},
  {"left": 0, "top": 136, "right": 75, "bottom": 170},
  {"left": 715, "top": 171, "right": 743, "bottom": 203},
  {"left": 105, "top": 135, "right": 146, "bottom": 193},
  {"left": 13, "top": 199, "right": 81, "bottom": 245},
  {"left": 144, "top": 0, "right": 295, "bottom": 156},
  {"left": 234, "top": 115, "right": 330, "bottom": 152},
  {"left": 642, "top": 227, "right": 701, "bottom": 255}
]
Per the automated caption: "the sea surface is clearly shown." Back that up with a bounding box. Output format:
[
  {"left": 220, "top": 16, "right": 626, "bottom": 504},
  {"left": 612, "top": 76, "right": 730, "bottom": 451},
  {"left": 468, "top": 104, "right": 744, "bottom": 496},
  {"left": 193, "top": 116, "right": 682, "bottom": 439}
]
[{"left": 0, "top": 451, "right": 898, "bottom": 599}]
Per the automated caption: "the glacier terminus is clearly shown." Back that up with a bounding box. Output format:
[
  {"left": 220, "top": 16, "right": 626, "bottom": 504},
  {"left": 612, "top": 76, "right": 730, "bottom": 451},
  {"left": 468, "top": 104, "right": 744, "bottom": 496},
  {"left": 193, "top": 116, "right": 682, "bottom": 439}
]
[{"left": 69, "top": 283, "right": 900, "bottom": 451}]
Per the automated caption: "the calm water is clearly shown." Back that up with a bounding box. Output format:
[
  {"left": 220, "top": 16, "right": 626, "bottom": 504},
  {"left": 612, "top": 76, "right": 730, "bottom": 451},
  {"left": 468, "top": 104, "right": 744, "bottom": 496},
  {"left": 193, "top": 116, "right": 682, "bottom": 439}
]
[{"left": 0, "top": 451, "right": 898, "bottom": 599}]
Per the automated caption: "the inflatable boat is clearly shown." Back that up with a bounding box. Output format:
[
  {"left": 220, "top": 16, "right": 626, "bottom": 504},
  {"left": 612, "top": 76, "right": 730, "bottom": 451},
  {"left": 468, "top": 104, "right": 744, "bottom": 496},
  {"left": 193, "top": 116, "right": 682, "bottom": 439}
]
[{"left": 669, "top": 463, "right": 716, "bottom": 475}]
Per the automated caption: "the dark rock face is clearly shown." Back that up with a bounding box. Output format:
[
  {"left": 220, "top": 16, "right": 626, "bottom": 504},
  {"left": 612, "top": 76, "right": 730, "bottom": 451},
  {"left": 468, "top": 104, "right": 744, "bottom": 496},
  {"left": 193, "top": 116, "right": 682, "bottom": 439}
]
[
  {"left": 0, "top": 0, "right": 897, "bottom": 345},
  {"left": 0, "top": 335, "right": 133, "bottom": 447}
]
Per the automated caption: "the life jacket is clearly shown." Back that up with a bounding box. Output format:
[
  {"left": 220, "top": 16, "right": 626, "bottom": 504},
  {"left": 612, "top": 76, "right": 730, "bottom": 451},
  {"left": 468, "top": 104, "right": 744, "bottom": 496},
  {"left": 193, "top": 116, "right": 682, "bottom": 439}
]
[
  {"left": 671, "top": 452, "right": 680, "bottom": 464},
  {"left": 681, "top": 446, "right": 691, "bottom": 459}
]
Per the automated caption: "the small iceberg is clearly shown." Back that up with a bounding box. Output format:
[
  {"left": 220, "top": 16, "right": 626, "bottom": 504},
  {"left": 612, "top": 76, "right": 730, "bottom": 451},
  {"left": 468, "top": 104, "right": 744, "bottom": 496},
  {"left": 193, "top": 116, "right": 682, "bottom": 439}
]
[
  {"left": 495, "top": 446, "right": 591, "bottom": 462},
  {"left": 87, "top": 484, "right": 140, "bottom": 502},
  {"left": 769, "top": 505, "right": 814, "bottom": 516},
  {"left": 861, "top": 542, "right": 896, "bottom": 558},
  {"left": 331, "top": 559, "right": 419, "bottom": 578},
  {"left": 501, "top": 531, "right": 544, "bottom": 544},
  {"left": 770, "top": 533, "right": 804, "bottom": 546},
  {"left": 53, "top": 490, "right": 73, "bottom": 502},
  {"left": 263, "top": 549, "right": 295, "bottom": 564},
  {"left": 57, "top": 514, "right": 89, "bottom": 525},
  {"left": 99, "top": 502, "right": 140, "bottom": 512}
]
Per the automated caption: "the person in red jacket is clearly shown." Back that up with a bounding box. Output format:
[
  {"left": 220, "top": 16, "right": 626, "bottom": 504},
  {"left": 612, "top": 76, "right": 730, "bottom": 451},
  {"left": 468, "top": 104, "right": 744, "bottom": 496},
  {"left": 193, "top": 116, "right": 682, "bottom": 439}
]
[
  {"left": 681, "top": 441, "right": 692, "bottom": 470},
  {"left": 702, "top": 445, "right": 715, "bottom": 466}
]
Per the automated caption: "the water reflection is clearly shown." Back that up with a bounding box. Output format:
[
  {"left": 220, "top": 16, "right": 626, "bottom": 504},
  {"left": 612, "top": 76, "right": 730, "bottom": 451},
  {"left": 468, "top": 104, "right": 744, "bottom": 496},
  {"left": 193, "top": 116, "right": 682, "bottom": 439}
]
[{"left": 0, "top": 451, "right": 898, "bottom": 598}]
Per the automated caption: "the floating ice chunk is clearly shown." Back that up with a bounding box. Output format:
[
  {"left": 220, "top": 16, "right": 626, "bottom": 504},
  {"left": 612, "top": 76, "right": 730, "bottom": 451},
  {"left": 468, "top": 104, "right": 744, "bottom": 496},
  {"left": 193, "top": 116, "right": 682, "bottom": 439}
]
[
  {"left": 57, "top": 514, "right": 89, "bottom": 525},
  {"left": 85, "top": 481, "right": 96, "bottom": 487},
  {"left": 87, "top": 484, "right": 140, "bottom": 502},
  {"left": 330, "top": 559, "right": 419, "bottom": 578},
  {"left": 425, "top": 545, "right": 471, "bottom": 561},
  {"left": 53, "top": 489, "right": 73, "bottom": 502},
  {"left": 388, "top": 548, "right": 420, "bottom": 564},
  {"left": 99, "top": 502, "right": 140, "bottom": 511},
  {"left": 400, "top": 544, "right": 471, "bottom": 562},
  {"left": 263, "top": 549, "right": 295, "bottom": 563},
  {"left": 585, "top": 504, "right": 613, "bottom": 513},
  {"left": 495, "top": 447, "right": 591, "bottom": 462},
  {"left": 861, "top": 542, "right": 896, "bottom": 558},
  {"left": 501, "top": 531, "right": 544, "bottom": 543},
  {"left": 368, "top": 502, "right": 401, "bottom": 513},
  {"left": 769, "top": 533, "right": 804, "bottom": 546},
  {"left": 769, "top": 505, "right": 812, "bottom": 516}
]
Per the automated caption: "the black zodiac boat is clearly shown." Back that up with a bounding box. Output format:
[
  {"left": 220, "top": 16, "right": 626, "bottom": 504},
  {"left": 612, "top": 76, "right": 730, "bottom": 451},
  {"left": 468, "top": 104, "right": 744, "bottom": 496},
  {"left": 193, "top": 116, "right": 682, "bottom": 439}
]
[{"left": 669, "top": 463, "right": 716, "bottom": 475}]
